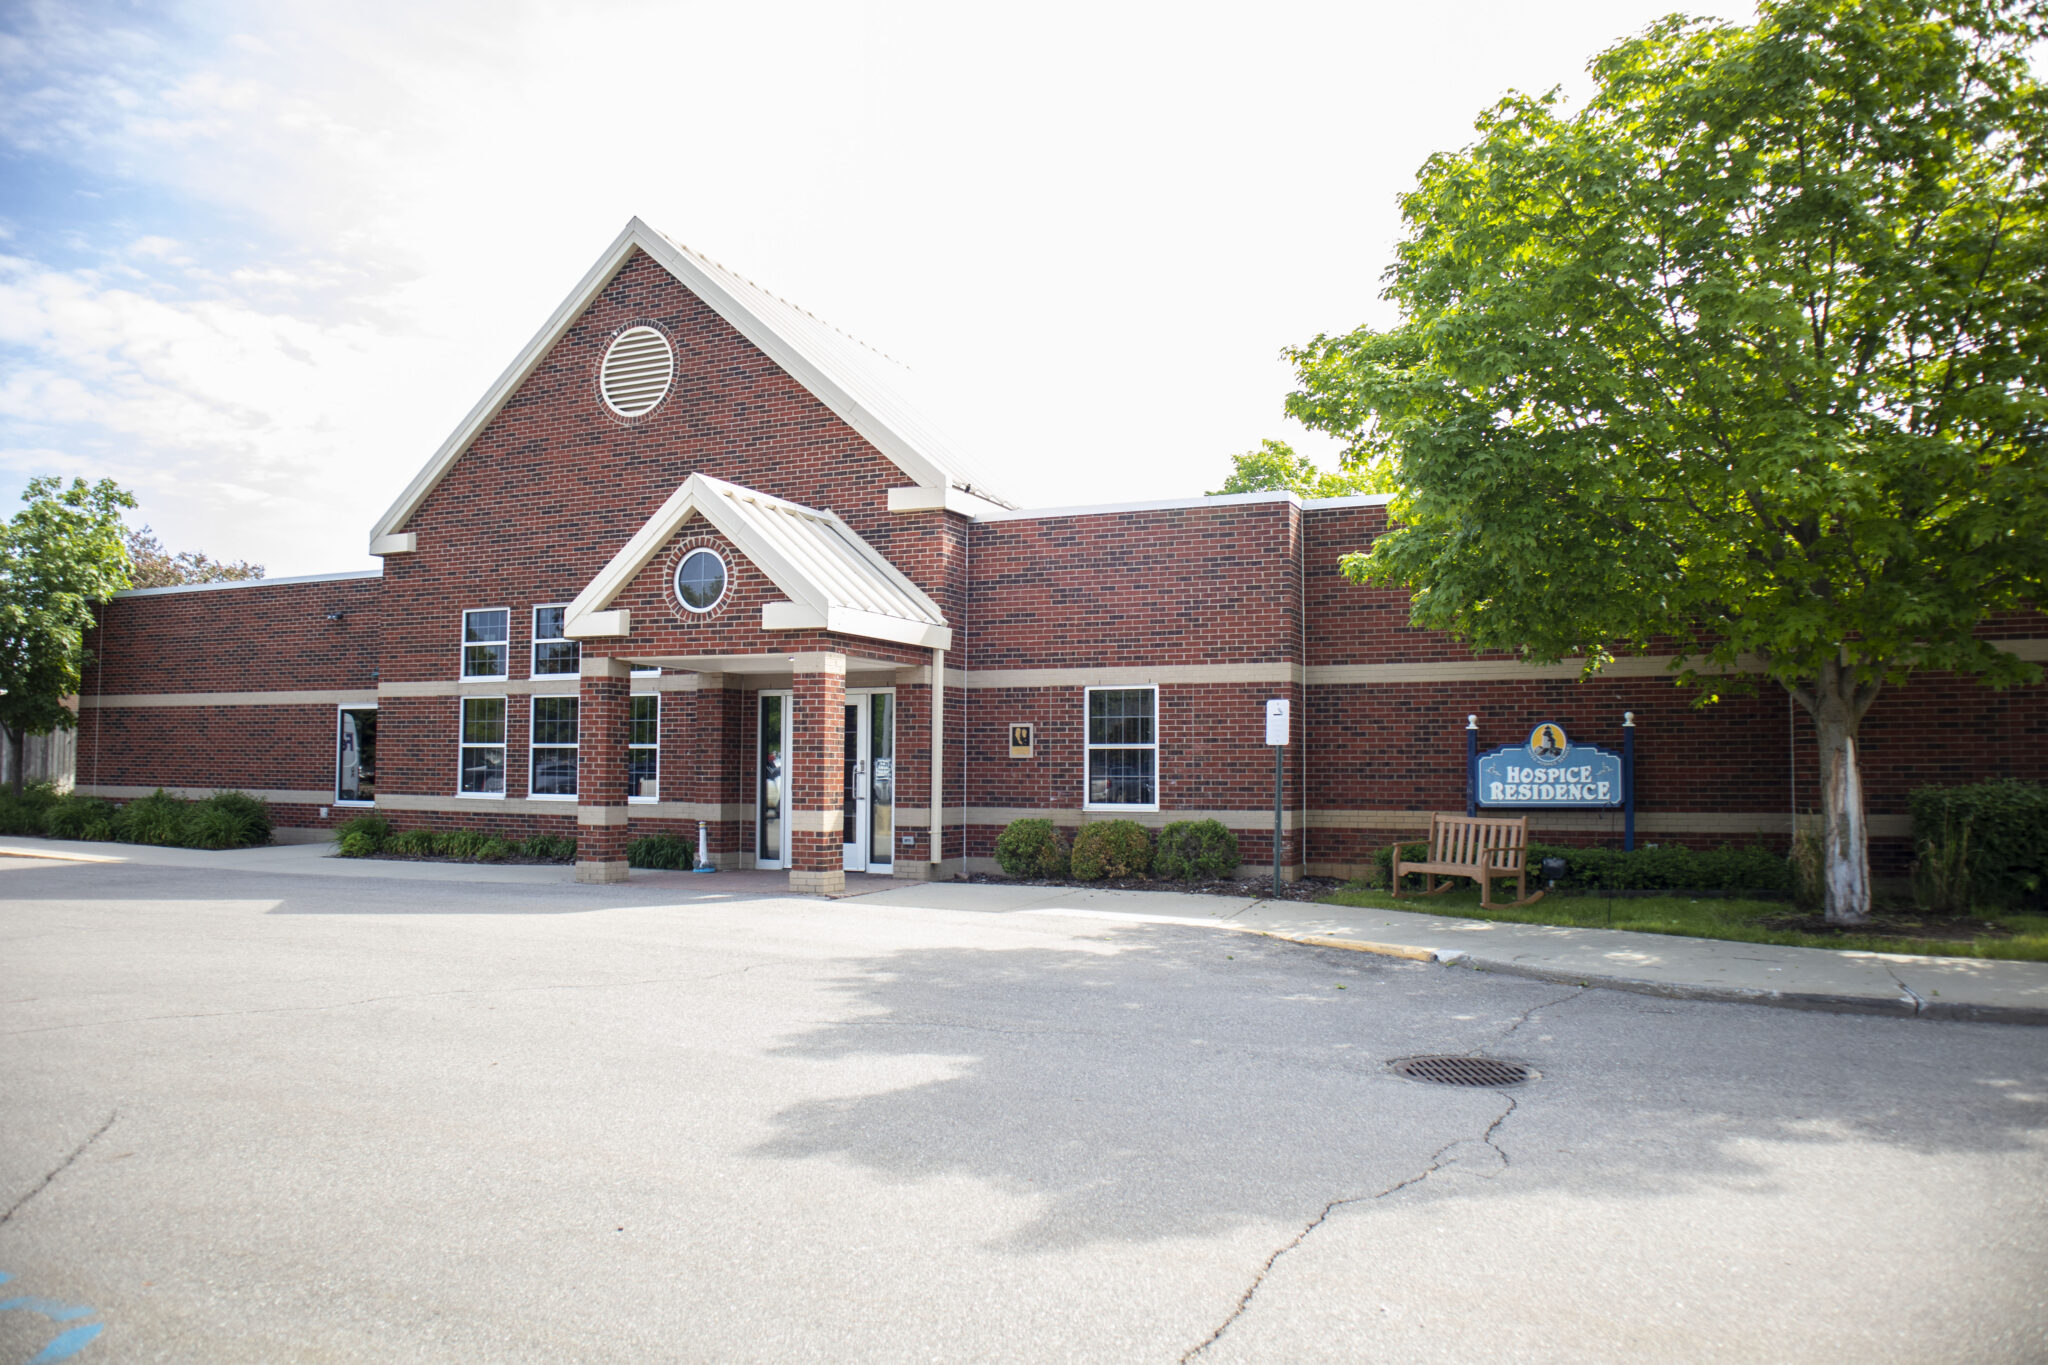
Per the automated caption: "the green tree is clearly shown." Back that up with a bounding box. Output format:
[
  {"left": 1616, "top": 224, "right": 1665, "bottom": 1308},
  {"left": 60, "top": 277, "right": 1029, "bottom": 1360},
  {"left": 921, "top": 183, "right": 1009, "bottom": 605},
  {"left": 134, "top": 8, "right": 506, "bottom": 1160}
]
[
  {"left": 1208, "top": 438, "right": 1396, "bottom": 498},
  {"left": 0, "top": 478, "right": 136, "bottom": 795},
  {"left": 125, "top": 525, "right": 263, "bottom": 589},
  {"left": 1284, "top": 0, "right": 2048, "bottom": 924}
]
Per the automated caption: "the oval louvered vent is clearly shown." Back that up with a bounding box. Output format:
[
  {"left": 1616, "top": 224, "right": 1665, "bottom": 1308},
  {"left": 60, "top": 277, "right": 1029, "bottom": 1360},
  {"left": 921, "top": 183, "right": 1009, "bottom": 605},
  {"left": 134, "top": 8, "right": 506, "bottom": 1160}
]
[{"left": 599, "top": 326, "right": 675, "bottom": 418}]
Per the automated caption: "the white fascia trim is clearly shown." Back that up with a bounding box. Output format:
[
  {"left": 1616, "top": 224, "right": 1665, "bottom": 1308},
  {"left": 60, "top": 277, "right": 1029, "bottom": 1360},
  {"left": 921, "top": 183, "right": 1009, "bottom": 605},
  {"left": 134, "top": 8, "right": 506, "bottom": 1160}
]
[
  {"left": 974, "top": 490, "right": 1302, "bottom": 523},
  {"left": 114, "top": 568, "right": 381, "bottom": 599},
  {"left": 370, "top": 533, "right": 417, "bottom": 556},
  {"left": 886, "top": 485, "right": 1010, "bottom": 518},
  {"left": 1301, "top": 493, "right": 1398, "bottom": 510},
  {"left": 565, "top": 609, "right": 630, "bottom": 639}
]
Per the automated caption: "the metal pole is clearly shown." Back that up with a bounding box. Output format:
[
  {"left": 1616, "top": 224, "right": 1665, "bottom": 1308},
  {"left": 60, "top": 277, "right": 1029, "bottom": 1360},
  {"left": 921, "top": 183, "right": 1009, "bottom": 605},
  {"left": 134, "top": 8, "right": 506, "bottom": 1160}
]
[
  {"left": 1465, "top": 715, "right": 1478, "bottom": 817},
  {"left": 1273, "top": 742, "right": 1283, "bottom": 898},
  {"left": 1623, "top": 711, "right": 1636, "bottom": 852}
]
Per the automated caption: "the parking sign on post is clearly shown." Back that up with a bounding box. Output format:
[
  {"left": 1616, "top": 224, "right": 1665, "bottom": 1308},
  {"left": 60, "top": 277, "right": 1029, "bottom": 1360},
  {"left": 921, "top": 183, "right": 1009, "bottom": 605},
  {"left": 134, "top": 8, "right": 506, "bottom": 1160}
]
[{"left": 1265, "top": 699, "right": 1289, "bottom": 895}]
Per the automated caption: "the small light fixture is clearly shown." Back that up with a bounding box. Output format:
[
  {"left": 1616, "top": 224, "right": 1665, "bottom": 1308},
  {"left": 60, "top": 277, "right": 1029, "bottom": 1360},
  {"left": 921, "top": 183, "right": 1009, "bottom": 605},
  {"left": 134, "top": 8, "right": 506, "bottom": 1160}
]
[
  {"left": 325, "top": 610, "right": 345, "bottom": 621},
  {"left": 1541, "top": 855, "right": 1568, "bottom": 888}
]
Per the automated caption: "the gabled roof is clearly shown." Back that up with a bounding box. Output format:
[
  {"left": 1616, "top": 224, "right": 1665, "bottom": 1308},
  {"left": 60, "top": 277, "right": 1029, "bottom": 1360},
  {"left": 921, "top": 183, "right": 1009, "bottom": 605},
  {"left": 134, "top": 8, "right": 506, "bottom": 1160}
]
[
  {"left": 566, "top": 473, "right": 951, "bottom": 651},
  {"left": 368, "top": 217, "right": 1014, "bottom": 555}
]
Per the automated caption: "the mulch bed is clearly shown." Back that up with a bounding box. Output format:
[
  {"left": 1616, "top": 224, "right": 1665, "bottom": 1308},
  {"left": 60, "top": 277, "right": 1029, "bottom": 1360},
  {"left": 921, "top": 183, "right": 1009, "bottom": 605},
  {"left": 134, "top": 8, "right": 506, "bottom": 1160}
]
[
  {"left": 966, "top": 872, "right": 1345, "bottom": 902},
  {"left": 1758, "top": 912, "right": 2015, "bottom": 943},
  {"left": 338, "top": 851, "right": 575, "bottom": 867}
]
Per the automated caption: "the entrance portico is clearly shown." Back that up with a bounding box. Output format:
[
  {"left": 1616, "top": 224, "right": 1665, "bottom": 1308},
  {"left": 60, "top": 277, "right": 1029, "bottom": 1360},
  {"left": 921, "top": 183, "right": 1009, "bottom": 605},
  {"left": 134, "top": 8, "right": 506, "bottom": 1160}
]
[{"left": 564, "top": 475, "right": 953, "bottom": 892}]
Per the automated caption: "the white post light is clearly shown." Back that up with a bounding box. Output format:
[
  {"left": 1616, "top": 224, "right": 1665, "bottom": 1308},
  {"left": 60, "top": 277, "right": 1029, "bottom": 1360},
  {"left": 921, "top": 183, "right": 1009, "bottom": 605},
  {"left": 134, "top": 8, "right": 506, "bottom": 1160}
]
[
  {"left": 1266, "top": 699, "right": 1290, "bottom": 896},
  {"left": 694, "top": 819, "right": 716, "bottom": 874}
]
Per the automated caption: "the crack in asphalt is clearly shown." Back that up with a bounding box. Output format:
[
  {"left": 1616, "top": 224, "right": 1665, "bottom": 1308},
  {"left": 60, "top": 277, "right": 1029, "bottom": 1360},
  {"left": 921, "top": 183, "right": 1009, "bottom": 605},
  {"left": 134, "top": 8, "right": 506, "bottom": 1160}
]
[
  {"left": 1177, "top": 1096, "right": 1518, "bottom": 1363},
  {"left": 1885, "top": 965, "right": 1926, "bottom": 1015},
  {"left": 2, "top": 1112, "right": 115, "bottom": 1227},
  {"left": 1180, "top": 983, "right": 1580, "bottom": 1361}
]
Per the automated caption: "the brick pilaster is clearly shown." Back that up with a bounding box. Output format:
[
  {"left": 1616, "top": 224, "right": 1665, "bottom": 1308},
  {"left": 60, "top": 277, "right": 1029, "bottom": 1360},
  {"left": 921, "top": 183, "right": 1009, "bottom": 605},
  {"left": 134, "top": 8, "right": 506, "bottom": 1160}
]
[
  {"left": 576, "top": 656, "right": 632, "bottom": 884},
  {"left": 788, "top": 652, "right": 846, "bottom": 896}
]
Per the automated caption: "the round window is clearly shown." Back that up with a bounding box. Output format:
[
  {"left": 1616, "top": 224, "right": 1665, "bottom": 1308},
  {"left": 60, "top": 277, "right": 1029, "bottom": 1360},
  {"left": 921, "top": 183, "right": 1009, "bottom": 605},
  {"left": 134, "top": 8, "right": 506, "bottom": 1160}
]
[{"left": 674, "top": 548, "right": 727, "bottom": 613}]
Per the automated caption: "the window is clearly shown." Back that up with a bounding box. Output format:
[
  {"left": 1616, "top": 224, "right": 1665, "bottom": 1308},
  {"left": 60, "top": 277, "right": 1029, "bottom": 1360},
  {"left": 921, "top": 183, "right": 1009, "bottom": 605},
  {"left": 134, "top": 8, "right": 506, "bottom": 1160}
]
[
  {"left": 629, "top": 693, "right": 659, "bottom": 801},
  {"left": 462, "top": 609, "right": 509, "bottom": 679},
  {"left": 532, "top": 605, "right": 579, "bottom": 677},
  {"left": 336, "top": 706, "right": 377, "bottom": 804},
  {"left": 530, "top": 695, "right": 579, "bottom": 798},
  {"left": 1085, "top": 687, "right": 1157, "bottom": 809},
  {"left": 459, "top": 696, "right": 507, "bottom": 795},
  {"left": 674, "top": 548, "right": 727, "bottom": 612}
]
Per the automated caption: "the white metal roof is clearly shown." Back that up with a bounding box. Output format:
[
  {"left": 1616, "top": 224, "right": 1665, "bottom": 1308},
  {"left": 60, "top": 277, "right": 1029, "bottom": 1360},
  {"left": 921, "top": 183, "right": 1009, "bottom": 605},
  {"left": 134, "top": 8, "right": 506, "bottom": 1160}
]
[
  {"left": 368, "top": 218, "right": 1014, "bottom": 556},
  {"left": 566, "top": 473, "right": 951, "bottom": 651}
]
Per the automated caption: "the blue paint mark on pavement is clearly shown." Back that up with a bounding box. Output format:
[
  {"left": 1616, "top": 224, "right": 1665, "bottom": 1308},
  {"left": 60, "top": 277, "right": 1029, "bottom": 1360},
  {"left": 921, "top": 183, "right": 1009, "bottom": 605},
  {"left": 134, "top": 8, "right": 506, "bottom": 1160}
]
[
  {"left": 0, "top": 1297, "right": 96, "bottom": 1323},
  {"left": 26, "top": 1323, "right": 104, "bottom": 1363}
]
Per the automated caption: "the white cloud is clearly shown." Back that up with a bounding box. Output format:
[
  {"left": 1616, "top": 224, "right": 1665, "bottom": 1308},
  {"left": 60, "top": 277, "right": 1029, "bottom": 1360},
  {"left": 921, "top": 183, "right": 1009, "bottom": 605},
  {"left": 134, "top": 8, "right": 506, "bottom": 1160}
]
[{"left": 0, "top": 0, "right": 1758, "bottom": 573}]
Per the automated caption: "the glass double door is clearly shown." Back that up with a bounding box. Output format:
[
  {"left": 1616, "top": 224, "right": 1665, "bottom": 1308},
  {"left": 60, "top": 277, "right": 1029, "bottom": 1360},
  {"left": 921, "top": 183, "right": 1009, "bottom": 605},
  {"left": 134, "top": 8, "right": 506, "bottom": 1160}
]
[
  {"left": 755, "top": 689, "right": 893, "bottom": 873},
  {"left": 843, "top": 691, "right": 894, "bottom": 873}
]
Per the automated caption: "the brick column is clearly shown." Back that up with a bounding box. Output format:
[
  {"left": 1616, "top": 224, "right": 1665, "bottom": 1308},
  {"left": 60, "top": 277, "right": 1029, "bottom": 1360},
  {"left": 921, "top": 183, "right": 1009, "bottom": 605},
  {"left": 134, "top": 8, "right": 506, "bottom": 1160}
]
[
  {"left": 788, "top": 652, "right": 846, "bottom": 896},
  {"left": 576, "top": 656, "right": 632, "bottom": 884}
]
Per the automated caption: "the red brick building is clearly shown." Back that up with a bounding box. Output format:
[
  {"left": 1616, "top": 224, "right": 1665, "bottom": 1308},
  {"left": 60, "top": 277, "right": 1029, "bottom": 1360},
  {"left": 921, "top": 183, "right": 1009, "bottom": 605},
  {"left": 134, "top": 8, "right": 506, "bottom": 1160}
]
[{"left": 76, "top": 220, "right": 2048, "bottom": 892}]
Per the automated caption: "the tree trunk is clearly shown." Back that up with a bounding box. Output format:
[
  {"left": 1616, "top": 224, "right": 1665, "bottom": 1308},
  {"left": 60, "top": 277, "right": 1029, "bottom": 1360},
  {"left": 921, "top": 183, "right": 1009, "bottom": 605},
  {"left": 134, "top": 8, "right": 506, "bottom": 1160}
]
[
  {"left": 4, "top": 723, "right": 20, "bottom": 800},
  {"left": 1792, "top": 659, "right": 1884, "bottom": 926}
]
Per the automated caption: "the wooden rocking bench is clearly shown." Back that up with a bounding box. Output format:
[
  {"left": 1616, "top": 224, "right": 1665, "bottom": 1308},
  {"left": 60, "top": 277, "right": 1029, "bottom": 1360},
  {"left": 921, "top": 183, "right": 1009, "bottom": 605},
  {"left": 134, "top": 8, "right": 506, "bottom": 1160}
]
[{"left": 1390, "top": 813, "right": 1545, "bottom": 909}]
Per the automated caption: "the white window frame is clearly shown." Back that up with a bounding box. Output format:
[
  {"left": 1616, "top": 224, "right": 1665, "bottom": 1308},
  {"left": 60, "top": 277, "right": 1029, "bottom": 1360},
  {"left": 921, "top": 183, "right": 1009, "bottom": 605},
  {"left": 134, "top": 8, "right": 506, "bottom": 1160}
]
[
  {"left": 673, "top": 547, "right": 729, "bottom": 613},
  {"left": 528, "top": 693, "right": 580, "bottom": 800},
  {"left": 628, "top": 691, "right": 659, "bottom": 803},
  {"left": 335, "top": 702, "right": 378, "bottom": 807},
  {"left": 457, "top": 695, "right": 508, "bottom": 798},
  {"left": 1082, "top": 685, "right": 1159, "bottom": 812},
  {"left": 461, "top": 607, "right": 511, "bottom": 681},
  {"left": 531, "top": 603, "right": 580, "bottom": 678}
]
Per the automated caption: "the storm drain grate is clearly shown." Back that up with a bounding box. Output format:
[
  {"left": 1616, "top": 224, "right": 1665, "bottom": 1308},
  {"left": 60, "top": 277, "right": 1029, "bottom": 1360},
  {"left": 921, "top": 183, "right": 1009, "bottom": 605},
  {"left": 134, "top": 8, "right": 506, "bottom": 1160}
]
[{"left": 1391, "top": 1055, "right": 1533, "bottom": 1087}]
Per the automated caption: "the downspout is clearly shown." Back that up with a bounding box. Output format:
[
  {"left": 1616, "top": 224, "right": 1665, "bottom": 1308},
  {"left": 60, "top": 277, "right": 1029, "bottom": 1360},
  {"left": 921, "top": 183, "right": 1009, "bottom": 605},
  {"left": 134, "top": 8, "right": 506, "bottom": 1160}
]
[
  {"left": 931, "top": 646, "right": 946, "bottom": 878},
  {"left": 1298, "top": 499, "right": 1308, "bottom": 878}
]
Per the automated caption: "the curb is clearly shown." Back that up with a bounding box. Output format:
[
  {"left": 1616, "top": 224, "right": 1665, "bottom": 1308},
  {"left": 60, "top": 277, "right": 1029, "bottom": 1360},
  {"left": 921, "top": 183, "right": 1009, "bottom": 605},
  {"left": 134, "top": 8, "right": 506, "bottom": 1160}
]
[{"left": 1255, "top": 930, "right": 2048, "bottom": 1027}]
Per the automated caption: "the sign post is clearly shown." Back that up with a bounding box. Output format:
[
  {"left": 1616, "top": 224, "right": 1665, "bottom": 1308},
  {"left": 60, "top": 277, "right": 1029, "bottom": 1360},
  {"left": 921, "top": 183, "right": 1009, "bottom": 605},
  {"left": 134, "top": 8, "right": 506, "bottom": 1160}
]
[
  {"left": 1622, "top": 711, "right": 1636, "bottom": 852},
  {"left": 1265, "top": 699, "right": 1290, "bottom": 897}
]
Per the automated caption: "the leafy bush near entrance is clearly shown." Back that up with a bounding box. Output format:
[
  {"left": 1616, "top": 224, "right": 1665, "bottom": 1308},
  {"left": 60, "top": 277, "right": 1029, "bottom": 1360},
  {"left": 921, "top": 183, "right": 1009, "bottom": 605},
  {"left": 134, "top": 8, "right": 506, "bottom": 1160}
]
[
  {"left": 112, "top": 789, "right": 191, "bottom": 845},
  {"left": 1909, "top": 781, "right": 2048, "bottom": 910},
  {"left": 335, "top": 814, "right": 392, "bottom": 857},
  {"left": 1370, "top": 839, "right": 1790, "bottom": 895},
  {"left": 0, "top": 781, "right": 60, "bottom": 835},
  {"left": 388, "top": 828, "right": 439, "bottom": 856},
  {"left": 994, "top": 818, "right": 1071, "bottom": 878},
  {"left": 43, "top": 794, "right": 116, "bottom": 840},
  {"left": 1070, "top": 820, "right": 1153, "bottom": 881},
  {"left": 627, "top": 833, "right": 695, "bottom": 870},
  {"left": 1154, "top": 820, "right": 1241, "bottom": 880},
  {"left": 522, "top": 833, "right": 578, "bottom": 862}
]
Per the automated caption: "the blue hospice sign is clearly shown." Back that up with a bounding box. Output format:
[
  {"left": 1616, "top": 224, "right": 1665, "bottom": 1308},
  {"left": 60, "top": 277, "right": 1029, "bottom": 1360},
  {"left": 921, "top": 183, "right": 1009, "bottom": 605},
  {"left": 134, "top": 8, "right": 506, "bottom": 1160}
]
[{"left": 1475, "top": 723, "right": 1622, "bottom": 809}]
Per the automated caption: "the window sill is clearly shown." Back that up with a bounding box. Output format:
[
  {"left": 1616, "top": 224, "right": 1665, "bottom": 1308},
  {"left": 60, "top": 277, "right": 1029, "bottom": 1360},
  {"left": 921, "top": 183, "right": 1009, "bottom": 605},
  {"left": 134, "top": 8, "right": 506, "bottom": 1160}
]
[
  {"left": 628, "top": 796, "right": 658, "bottom": 805},
  {"left": 1083, "top": 803, "right": 1161, "bottom": 813},
  {"left": 334, "top": 799, "right": 376, "bottom": 808},
  {"left": 454, "top": 791, "right": 507, "bottom": 799},
  {"left": 528, "top": 793, "right": 578, "bottom": 802}
]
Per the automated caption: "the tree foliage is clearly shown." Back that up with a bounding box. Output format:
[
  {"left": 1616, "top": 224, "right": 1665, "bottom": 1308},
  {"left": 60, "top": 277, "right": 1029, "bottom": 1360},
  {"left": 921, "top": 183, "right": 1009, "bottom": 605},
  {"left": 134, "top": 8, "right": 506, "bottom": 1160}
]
[
  {"left": 1208, "top": 439, "right": 1396, "bottom": 498},
  {"left": 1284, "top": 0, "right": 2048, "bottom": 922},
  {"left": 125, "top": 525, "right": 264, "bottom": 589},
  {"left": 0, "top": 478, "right": 136, "bottom": 791}
]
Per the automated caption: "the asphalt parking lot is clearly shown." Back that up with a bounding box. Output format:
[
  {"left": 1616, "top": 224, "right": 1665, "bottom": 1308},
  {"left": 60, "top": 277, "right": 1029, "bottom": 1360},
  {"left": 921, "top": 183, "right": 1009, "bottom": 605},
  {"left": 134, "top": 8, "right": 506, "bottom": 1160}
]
[{"left": 2, "top": 856, "right": 2044, "bottom": 1363}]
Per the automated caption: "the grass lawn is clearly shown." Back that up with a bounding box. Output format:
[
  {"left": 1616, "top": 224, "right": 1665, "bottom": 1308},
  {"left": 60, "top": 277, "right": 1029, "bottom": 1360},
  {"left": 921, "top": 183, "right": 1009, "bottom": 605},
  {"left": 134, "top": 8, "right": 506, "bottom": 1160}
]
[{"left": 1318, "top": 883, "right": 2048, "bottom": 961}]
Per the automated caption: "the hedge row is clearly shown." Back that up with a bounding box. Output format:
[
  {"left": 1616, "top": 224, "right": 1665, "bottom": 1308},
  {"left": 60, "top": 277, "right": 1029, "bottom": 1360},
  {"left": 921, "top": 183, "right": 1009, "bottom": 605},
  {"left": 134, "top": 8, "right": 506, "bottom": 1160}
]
[
  {"left": 0, "top": 784, "right": 272, "bottom": 850},
  {"left": 1910, "top": 780, "right": 2047, "bottom": 909},
  {"left": 335, "top": 815, "right": 695, "bottom": 870},
  {"left": 994, "top": 818, "right": 1241, "bottom": 882},
  {"left": 1371, "top": 839, "right": 1792, "bottom": 895}
]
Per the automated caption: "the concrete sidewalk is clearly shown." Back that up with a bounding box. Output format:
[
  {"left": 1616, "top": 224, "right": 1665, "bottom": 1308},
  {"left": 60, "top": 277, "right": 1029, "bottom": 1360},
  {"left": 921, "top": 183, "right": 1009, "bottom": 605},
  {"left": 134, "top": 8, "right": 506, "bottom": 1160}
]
[
  {"left": 851, "top": 881, "right": 2048, "bottom": 1025},
  {"left": 5, "top": 836, "right": 2043, "bottom": 1023}
]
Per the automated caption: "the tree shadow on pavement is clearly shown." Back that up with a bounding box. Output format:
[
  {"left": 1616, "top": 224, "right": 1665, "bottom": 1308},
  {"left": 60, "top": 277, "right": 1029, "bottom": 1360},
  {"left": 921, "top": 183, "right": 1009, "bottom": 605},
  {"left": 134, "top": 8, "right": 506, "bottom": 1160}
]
[{"left": 752, "top": 923, "right": 2048, "bottom": 1252}]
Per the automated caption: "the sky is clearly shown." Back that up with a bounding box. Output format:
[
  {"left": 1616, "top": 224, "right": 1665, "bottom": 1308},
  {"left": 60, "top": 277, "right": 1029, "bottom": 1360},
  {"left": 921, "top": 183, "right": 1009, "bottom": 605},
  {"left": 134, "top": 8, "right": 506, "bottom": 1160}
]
[{"left": 0, "top": 0, "right": 1756, "bottom": 577}]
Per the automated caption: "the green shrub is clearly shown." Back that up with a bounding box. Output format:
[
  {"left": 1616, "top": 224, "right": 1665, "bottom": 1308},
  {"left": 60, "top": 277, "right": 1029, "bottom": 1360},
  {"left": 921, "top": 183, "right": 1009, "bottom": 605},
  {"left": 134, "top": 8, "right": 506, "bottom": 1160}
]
[
  {"left": 0, "top": 781, "right": 59, "bottom": 836},
  {"left": 336, "top": 829, "right": 381, "bottom": 857},
  {"left": 437, "top": 828, "right": 492, "bottom": 859},
  {"left": 42, "top": 794, "right": 116, "bottom": 841},
  {"left": 1371, "top": 839, "right": 1792, "bottom": 895},
  {"left": 182, "top": 802, "right": 251, "bottom": 850},
  {"left": 522, "top": 832, "right": 577, "bottom": 862},
  {"left": 1154, "top": 819, "right": 1240, "bottom": 880},
  {"left": 389, "top": 827, "right": 439, "bottom": 856},
  {"left": 334, "top": 814, "right": 391, "bottom": 855},
  {"left": 1070, "top": 820, "right": 1153, "bottom": 880},
  {"left": 1910, "top": 780, "right": 2048, "bottom": 910},
  {"left": 476, "top": 836, "right": 516, "bottom": 862},
  {"left": 994, "top": 818, "right": 1071, "bottom": 878},
  {"left": 112, "top": 789, "right": 191, "bottom": 846},
  {"left": 1912, "top": 815, "right": 1974, "bottom": 916},
  {"left": 198, "top": 790, "right": 272, "bottom": 846},
  {"left": 628, "top": 833, "right": 695, "bottom": 869},
  {"left": 1789, "top": 822, "right": 1824, "bottom": 910}
]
